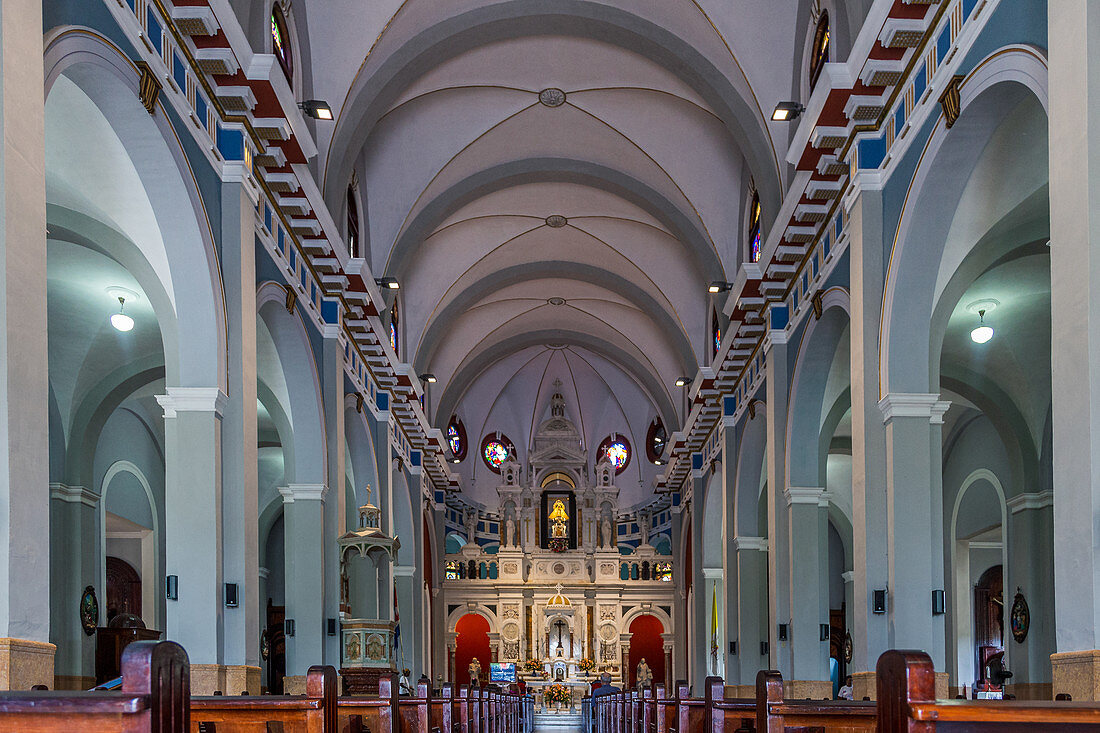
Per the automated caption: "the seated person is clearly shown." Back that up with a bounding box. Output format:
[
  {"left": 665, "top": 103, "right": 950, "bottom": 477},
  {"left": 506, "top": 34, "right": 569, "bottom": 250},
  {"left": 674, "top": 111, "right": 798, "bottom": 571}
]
[
  {"left": 838, "top": 675, "right": 853, "bottom": 700},
  {"left": 592, "top": 672, "right": 620, "bottom": 697}
]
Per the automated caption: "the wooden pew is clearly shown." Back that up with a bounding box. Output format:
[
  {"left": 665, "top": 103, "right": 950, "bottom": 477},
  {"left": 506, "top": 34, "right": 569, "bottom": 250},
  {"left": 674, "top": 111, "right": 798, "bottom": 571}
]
[
  {"left": 877, "top": 649, "right": 1100, "bottom": 732},
  {"left": 191, "top": 665, "right": 336, "bottom": 732},
  {"left": 398, "top": 680, "right": 431, "bottom": 733},
  {"left": 755, "top": 669, "right": 875, "bottom": 733},
  {"left": 338, "top": 672, "right": 398, "bottom": 733},
  {"left": 703, "top": 677, "right": 754, "bottom": 733},
  {"left": 0, "top": 640, "right": 189, "bottom": 733}
]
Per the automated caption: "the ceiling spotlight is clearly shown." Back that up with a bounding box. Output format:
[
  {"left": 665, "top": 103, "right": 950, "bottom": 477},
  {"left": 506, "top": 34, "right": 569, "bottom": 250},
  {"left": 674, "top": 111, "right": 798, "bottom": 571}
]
[
  {"left": 653, "top": 459, "right": 664, "bottom": 466},
  {"left": 375, "top": 277, "right": 400, "bottom": 290},
  {"left": 111, "top": 297, "right": 134, "bottom": 332},
  {"left": 708, "top": 281, "right": 733, "bottom": 294},
  {"left": 420, "top": 373, "right": 437, "bottom": 384},
  {"left": 772, "top": 102, "right": 805, "bottom": 122},
  {"left": 298, "top": 100, "right": 334, "bottom": 120},
  {"left": 451, "top": 457, "right": 462, "bottom": 464},
  {"left": 674, "top": 376, "right": 692, "bottom": 388},
  {"left": 971, "top": 309, "right": 994, "bottom": 344}
]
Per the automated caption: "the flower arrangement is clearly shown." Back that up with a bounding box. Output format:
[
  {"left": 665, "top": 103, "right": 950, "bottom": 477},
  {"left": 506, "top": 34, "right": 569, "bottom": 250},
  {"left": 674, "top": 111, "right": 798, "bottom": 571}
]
[
  {"left": 549, "top": 537, "right": 569, "bottom": 553},
  {"left": 544, "top": 683, "right": 571, "bottom": 704},
  {"left": 578, "top": 658, "right": 596, "bottom": 673},
  {"left": 523, "top": 659, "right": 544, "bottom": 674}
]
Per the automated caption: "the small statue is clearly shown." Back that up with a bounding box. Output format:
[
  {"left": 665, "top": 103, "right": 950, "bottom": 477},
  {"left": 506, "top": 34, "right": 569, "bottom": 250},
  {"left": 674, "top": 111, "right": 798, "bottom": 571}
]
[
  {"left": 640, "top": 513, "right": 650, "bottom": 545},
  {"left": 466, "top": 509, "right": 478, "bottom": 546},
  {"left": 602, "top": 518, "right": 613, "bottom": 549},
  {"left": 636, "top": 658, "right": 653, "bottom": 689},
  {"left": 468, "top": 657, "right": 482, "bottom": 685},
  {"left": 505, "top": 517, "right": 515, "bottom": 547},
  {"left": 549, "top": 500, "right": 569, "bottom": 539}
]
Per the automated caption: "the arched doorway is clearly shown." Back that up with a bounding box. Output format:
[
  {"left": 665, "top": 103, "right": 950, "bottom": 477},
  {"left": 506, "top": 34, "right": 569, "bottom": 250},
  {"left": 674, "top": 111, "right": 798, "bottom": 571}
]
[
  {"left": 627, "top": 614, "right": 665, "bottom": 690},
  {"left": 105, "top": 556, "right": 141, "bottom": 622},
  {"left": 975, "top": 565, "right": 1005, "bottom": 685},
  {"left": 455, "top": 613, "right": 491, "bottom": 686}
]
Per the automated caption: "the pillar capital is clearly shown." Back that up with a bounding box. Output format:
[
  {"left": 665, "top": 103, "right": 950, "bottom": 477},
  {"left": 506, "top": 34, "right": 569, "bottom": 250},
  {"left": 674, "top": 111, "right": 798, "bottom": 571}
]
[
  {"left": 1007, "top": 490, "right": 1053, "bottom": 514},
  {"left": 784, "top": 486, "right": 827, "bottom": 507},
  {"left": 279, "top": 483, "right": 329, "bottom": 503},
  {"left": 156, "top": 387, "right": 228, "bottom": 418},
  {"left": 48, "top": 483, "right": 98, "bottom": 508},
  {"left": 877, "top": 392, "right": 950, "bottom": 424},
  {"left": 702, "top": 567, "right": 723, "bottom": 580},
  {"left": 733, "top": 536, "right": 767, "bottom": 552}
]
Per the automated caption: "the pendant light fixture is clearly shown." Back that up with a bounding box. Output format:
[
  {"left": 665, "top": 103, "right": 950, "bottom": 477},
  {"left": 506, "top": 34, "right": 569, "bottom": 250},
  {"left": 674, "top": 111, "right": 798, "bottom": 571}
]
[
  {"left": 111, "top": 296, "right": 134, "bottom": 332},
  {"left": 970, "top": 309, "right": 993, "bottom": 344}
]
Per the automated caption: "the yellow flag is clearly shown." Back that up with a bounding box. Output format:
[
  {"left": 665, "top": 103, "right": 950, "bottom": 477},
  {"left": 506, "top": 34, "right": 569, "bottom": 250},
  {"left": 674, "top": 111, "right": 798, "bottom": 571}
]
[{"left": 710, "top": 584, "right": 719, "bottom": 658}]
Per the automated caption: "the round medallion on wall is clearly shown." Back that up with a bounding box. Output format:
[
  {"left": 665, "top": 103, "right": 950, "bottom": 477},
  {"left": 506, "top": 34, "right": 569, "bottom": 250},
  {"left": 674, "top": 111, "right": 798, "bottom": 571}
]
[
  {"left": 80, "top": 586, "right": 98, "bottom": 636},
  {"left": 545, "top": 215, "right": 568, "bottom": 228},
  {"left": 503, "top": 622, "right": 520, "bottom": 641},
  {"left": 553, "top": 562, "right": 566, "bottom": 576},
  {"left": 539, "top": 88, "right": 566, "bottom": 107},
  {"left": 1010, "top": 591, "right": 1030, "bottom": 643},
  {"left": 600, "top": 624, "right": 616, "bottom": 642}
]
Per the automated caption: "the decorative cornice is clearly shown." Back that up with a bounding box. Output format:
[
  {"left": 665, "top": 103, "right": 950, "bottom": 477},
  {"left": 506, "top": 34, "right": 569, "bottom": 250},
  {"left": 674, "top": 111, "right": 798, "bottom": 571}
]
[
  {"left": 156, "top": 388, "right": 228, "bottom": 418},
  {"left": 49, "top": 483, "right": 98, "bottom": 508},
  {"left": 1007, "top": 490, "right": 1053, "bottom": 514},
  {"left": 702, "top": 567, "right": 724, "bottom": 580},
  {"left": 258, "top": 567, "right": 271, "bottom": 580},
  {"left": 841, "top": 571, "right": 855, "bottom": 583},
  {"left": 785, "top": 486, "right": 827, "bottom": 507},
  {"left": 393, "top": 565, "right": 416, "bottom": 577},
  {"left": 877, "top": 393, "right": 951, "bottom": 424},
  {"left": 734, "top": 536, "right": 768, "bottom": 552},
  {"left": 278, "top": 483, "right": 328, "bottom": 503}
]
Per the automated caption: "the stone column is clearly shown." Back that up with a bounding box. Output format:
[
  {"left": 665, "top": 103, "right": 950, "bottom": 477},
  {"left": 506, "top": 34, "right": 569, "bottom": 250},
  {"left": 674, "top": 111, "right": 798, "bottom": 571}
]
[
  {"left": 701, "top": 568, "right": 724, "bottom": 682},
  {"left": 733, "top": 537, "right": 767, "bottom": 694},
  {"left": 394, "top": 564, "right": 419, "bottom": 676},
  {"left": 0, "top": 0, "right": 53, "bottom": 690},
  {"left": 447, "top": 633, "right": 456, "bottom": 682},
  {"left": 690, "top": 472, "right": 708, "bottom": 694},
  {"left": 670, "top": 499, "right": 686, "bottom": 682},
  {"left": 763, "top": 307, "right": 791, "bottom": 677},
  {"left": 1007, "top": 492, "right": 1054, "bottom": 698},
  {"left": 620, "top": 634, "right": 631, "bottom": 685},
  {"left": 661, "top": 635, "right": 674, "bottom": 690},
  {"left": 48, "top": 485, "right": 97, "bottom": 689},
  {"left": 279, "top": 483, "right": 328, "bottom": 678},
  {"left": 784, "top": 487, "right": 831, "bottom": 697},
  {"left": 219, "top": 180, "right": 260, "bottom": 694},
  {"left": 1048, "top": 0, "right": 1100, "bottom": 701},
  {"left": 158, "top": 388, "right": 227, "bottom": 694},
  {"left": 846, "top": 189, "right": 890, "bottom": 699},
  {"left": 721, "top": 424, "right": 739, "bottom": 686},
  {"left": 320, "top": 333, "right": 344, "bottom": 668}
]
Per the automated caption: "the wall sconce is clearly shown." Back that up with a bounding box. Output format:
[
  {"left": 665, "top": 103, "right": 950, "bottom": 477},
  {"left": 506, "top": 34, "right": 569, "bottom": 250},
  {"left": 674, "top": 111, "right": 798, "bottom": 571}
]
[
  {"left": 224, "top": 583, "right": 238, "bottom": 608},
  {"left": 820, "top": 623, "right": 830, "bottom": 641},
  {"left": 285, "top": 619, "right": 295, "bottom": 637},
  {"left": 760, "top": 641, "right": 769, "bottom": 656},
  {"left": 327, "top": 618, "right": 338, "bottom": 636},
  {"left": 777, "top": 624, "right": 788, "bottom": 641},
  {"left": 932, "top": 589, "right": 946, "bottom": 616},
  {"left": 166, "top": 575, "right": 178, "bottom": 601},
  {"left": 873, "top": 589, "right": 888, "bottom": 614}
]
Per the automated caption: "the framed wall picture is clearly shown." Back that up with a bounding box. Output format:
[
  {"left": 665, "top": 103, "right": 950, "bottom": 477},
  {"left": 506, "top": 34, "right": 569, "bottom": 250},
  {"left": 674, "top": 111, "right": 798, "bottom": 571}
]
[
  {"left": 1010, "top": 590, "right": 1030, "bottom": 644},
  {"left": 80, "top": 586, "right": 99, "bottom": 636}
]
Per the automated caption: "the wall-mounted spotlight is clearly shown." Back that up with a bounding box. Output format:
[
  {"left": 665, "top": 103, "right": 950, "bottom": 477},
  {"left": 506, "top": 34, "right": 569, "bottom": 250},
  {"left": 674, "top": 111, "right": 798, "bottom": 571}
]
[
  {"left": 166, "top": 575, "right": 178, "bottom": 601},
  {"left": 653, "top": 459, "right": 663, "bottom": 466},
  {"left": 674, "top": 376, "right": 692, "bottom": 388},
  {"left": 298, "top": 100, "right": 334, "bottom": 120},
  {"left": 375, "top": 277, "right": 400, "bottom": 290},
  {"left": 708, "top": 281, "right": 733, "bottom": 294},
  {"left": 772, "top": 102, "right": 805, "bottom": 122},
  {"left": 420, "top": 373, "right": 437, "bottom": 384}
]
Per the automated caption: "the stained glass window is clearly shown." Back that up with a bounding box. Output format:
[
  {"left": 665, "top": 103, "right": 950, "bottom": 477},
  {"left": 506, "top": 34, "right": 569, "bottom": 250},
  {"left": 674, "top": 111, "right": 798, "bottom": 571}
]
[
  {"left": 809, "top": 11, "right": 830, "bottom": 91},
  {"left": 646, "top": 417, "right": 667, "bottom": 463},
  {"left": 655, "top": 562, "right": 672, "bottom": 582},
  {"left": 597, "top": 435, "right": 631, "bottom": 475},
  {"left": 346, "top": 186, "right": 360, "bottom": 259},
  {"left": 748, "top": 192, "right": 762, "bottom": 263},
  {"left": 713, "top": 307, "right": 722, "bottom": 358},
  {"left": 445, "top": 561, "right": 460, "bottom": 580},
  {"left": 480, "top": 433, "right": 514, "bottom": 473},
  {"left": 389, "top": 298, "right": 399, "bottom": 355},
  {"left": 447, "top": 416, "right": 467, "bottom": 461},
  {"left": 271, "top": 3, "right": 292, "bottom": 82}
]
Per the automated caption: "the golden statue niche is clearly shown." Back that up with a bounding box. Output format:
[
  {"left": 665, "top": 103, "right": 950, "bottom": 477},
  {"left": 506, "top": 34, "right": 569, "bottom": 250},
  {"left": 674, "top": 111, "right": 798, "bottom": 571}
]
[{"left": 548, "top": 499, "right": 569, "bottom": 539}]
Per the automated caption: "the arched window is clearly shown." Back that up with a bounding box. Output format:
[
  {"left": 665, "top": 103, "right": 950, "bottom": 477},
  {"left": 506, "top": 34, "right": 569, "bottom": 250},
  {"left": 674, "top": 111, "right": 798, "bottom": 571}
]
[
  {"left": 346, "top": 186, "right": 360, "bottom": 259},
  {"left": 388, "top": 297, "right": 399, "bottom": 356},
  {"left": 747, "top": 191, "right": 762, "bottom": 263},
  {"left": 270, "top": 3, "right": 293, "bottom": 83},
  {"left": 597, "top": 434, "right": 631, "bottom": 475},
  {"left": 645, "top": 417, "right": 667, "bottom": 464},
  {"left": 712, "top": 307, "right": 722, "bottom": 358},
  {"left": 447, "top": 416, "right": 467, "bottom": 462},
  {"left": 809, "top": 10, "right": 830, "bottom": 91},
  {"left": 481, "top": 432, "right": 516, "bottom": 473}
]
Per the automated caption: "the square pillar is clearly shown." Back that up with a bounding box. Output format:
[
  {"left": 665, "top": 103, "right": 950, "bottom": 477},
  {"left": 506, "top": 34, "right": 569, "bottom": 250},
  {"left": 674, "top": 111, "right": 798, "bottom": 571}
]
[
  {"left": 763, "top": 311, "right": 791, "bottom": 677},
  {"left": 279, "top": 483, "right": 328, "bottom": 677},
  {"left": 785, "top": 487, "right": 830, "bottom": 692}
]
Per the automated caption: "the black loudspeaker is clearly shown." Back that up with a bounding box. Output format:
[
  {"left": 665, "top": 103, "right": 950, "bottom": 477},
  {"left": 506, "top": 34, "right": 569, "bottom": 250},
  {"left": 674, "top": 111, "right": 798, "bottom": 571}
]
[
  {"left": 285, "top": 619, "right": 295, "bottom": 637},
  {"left": 729, "top": 641, "right": 737, "bottom": 656},
  {"left": 327, "top": 618, "right": 337, "bottom": 636},
  {"left": 873, "top": 589, "right": 888, "bottom": 614},
  {"left": 777, "top": 624, "right": 788, "bottom": 641},
  {"left": 166, "top": 575, "right": 178, "bottom": 601},
  {"left": 760, "top": 641, "right": 769, "bottom": 656},
  {"left": 820, "top": 623, "right": 830, "bottom": 641},
  {"left": 225, "top": 583, "right": 238, "bottom": 608}
]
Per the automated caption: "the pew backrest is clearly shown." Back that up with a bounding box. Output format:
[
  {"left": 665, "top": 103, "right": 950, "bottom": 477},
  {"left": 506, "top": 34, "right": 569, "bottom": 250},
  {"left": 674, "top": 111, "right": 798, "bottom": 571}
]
[
  {"left": 877, "top": 649, "right": 1100, "bottom": 731},
  {"left": 0, "top": 640, "right": 189, "bottom": 733},
  {"left": 338, "top": 672, "right": 398, "bottom": 733},
  {"left": 191, "top": 664, "right": 336, "bottom": 733},
  {"left": 755, "top": 669, "right": 875, "bottom": 733}
]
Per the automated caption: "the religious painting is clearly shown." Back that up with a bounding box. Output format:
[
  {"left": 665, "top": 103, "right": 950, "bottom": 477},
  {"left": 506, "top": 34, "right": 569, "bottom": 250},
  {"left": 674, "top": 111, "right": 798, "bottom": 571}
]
[
  {"left": 1010, "top": 591, "right": 1030, "bottom": 643},
  {"left": 80, "top": 585, "right": 98, "bottom": 636}
]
